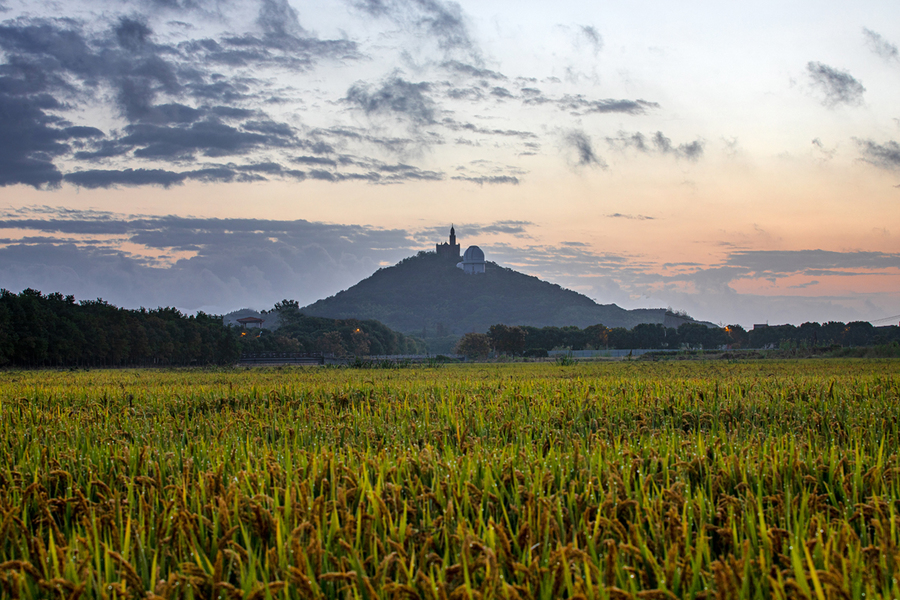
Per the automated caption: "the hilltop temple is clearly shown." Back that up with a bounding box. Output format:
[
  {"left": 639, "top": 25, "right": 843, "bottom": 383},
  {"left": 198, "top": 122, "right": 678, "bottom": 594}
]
[{"left": 436, "top": 226, "right": 485, "bottom": 274}]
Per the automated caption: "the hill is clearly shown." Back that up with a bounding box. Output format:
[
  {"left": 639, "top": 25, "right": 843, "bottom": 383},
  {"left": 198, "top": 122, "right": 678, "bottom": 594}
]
[{"left": 302, "top": 251, "right": 708, "bottom": 336}]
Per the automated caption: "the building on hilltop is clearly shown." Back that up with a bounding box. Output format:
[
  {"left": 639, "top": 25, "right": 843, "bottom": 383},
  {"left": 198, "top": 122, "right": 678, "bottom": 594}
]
[
  {"left": 436, "top": 225, "right": 461, "bottom": 260},
  {"left": 457, "top": 245, "right": 485, "bottom": 274},
  {"left": 436, "top": 225, "right": 486, "bottom": 274}
]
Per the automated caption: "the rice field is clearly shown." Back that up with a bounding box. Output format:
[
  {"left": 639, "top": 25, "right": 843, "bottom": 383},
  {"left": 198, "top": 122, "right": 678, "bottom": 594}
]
[{"left": 0, "top": 359, "right": 898, "bottom": 599}]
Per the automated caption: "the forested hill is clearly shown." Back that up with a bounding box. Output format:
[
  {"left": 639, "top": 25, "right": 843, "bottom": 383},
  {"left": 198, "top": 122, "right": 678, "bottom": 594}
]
[{"left": 302, "top": 251, "right": 707, "bottom": 335}]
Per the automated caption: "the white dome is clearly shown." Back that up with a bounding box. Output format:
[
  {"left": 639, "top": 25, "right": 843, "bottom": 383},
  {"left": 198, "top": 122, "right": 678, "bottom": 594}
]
[{"left": 462, "top": 245, "right": 485, "bottom": 263}]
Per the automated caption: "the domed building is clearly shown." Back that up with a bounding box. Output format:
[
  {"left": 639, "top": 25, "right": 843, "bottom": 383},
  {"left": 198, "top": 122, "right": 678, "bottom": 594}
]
[{"left": 457, "top": 245, "right": 485, "bottom": 274}]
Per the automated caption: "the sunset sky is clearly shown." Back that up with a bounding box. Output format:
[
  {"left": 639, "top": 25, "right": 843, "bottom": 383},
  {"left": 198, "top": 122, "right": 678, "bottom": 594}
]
[{"left": 1, "top": 0, "right": 898, "bottom": 327}]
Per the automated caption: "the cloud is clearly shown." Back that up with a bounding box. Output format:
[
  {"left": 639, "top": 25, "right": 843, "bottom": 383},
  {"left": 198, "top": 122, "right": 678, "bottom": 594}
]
[
  {"left": 651, "top": 132, "right": 703, "bottom": 160},
  {"left": 451, "top": 175, "right": 519, "bottom": 185},
  {"left": 724, "top": 249, "right": 900, "bottom": 274},
  {"left": 442, "top": 118, "right": 536, "bottom": 139},
  {"left": 863, "top": 28, "right": 898, "bottom": 61},
  {"left": 607, "top": 213, "right": 655, "bottom": 220},
  {"left": 114, "top": 17, "right": 152, "bottom": 52},
  {"left": 606, "top": 131, "right": 704, "bottom": 161},
  {"left": 0, "top": 92, "right": 74, "bottom": 188},
  {"left": 806, "top": 61, "right": 865, "bottom": 107},
  {"left": 856, "top": 138, "right": 900, "bottom": 171},
  {"left": 121, "top": 119, "right": 278, "bottom": 158},
  {"left": 525, "top": 94, "right": 658, "bottom": 115},
  {"left": 441, "top": 60, "right": 505, "bottom": 80},
  {"left": 257, "top": 0, "right": 305, "bottom": 39},
  {"left": 577, "top": 25, "right": 602, "bottom": 55},
  {"left": 0, "top": 12, "right": 369, "bottom": 188},
  {"left": 345, "top": 76, "right": 438, "bottom": 124},
  {"left": 416, "top": 221, "right": 533, "bottom": 242},
  {"left": 349, "top": 0, "right": 478, "bottom": 60},
  {"left": 0, "top": 212, "right": 422, "bottom": 311},
  {"left": 563, "top": 130, "right": 606, "bottom": 168}
]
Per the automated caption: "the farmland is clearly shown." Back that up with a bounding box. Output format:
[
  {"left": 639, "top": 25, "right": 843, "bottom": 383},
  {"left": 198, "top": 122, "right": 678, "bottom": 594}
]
[{"left": 0, "top": 360, "right": 898, "bottom": 599}]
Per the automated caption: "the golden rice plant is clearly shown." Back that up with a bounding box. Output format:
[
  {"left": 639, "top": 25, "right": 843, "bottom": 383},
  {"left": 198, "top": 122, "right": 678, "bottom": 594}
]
[{"left": 0, "top": 360, "right": 897, "bottom": 599}]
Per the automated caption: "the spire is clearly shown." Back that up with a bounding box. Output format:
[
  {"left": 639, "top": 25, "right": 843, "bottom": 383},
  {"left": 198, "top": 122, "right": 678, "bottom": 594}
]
[
  {"left": 450, "top": 224, "right": 455, "bottom": 236},
  {"left": 449, "top": 224, "right": 456, "bottom": 246}
]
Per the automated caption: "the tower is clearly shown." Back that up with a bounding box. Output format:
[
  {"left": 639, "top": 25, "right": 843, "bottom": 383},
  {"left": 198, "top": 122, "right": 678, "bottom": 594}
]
[{"left": 435, "top": 225, "right": 461, "bottom": 260}]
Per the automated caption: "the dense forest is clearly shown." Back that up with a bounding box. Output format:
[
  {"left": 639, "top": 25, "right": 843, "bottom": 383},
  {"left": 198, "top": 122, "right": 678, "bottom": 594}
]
[{"left": 0, "top": 290, "right": 424, "bottom": 367}]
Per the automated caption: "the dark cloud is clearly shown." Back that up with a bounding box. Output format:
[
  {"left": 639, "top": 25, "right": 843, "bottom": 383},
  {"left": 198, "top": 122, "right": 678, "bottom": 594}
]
[
  {"left": 121, "top": 119, "right": 283, "bottom": 159},
  {"left": 349, "top": 0, "right": 392, "bottom": 17},
  {"left": 725, "top": 249, "right": 900, "bottom": 274},
  {"left": 293, "top": 155, "right": 338, "bottom": 167},
  {"left": 209, "top": 106, "right": 256, "bottom": 120},
  {"left": 257, "top": 0, "right": 305, "bottom": 39},
  {"left": 415, "top": 0, "right": 472, "bottom": 53},
  {"left": 441, "top": 60, "right": 505, "bottom": 80},
  {"left": 0, "top": 15, "right": 338, "bottom": 184},
  {"left": 525, "top": 93, "right": 658, "bottom": 115},
  {"left": 606, "top": 131, "right": 704, "bottom": 161},
  {"left": 0, "top": 92, "right": 73, "bottom": 188},
  {"left": 348, "top": 0, "right": 478, "bottom": 60},
  {"left": 807, "top": 61, "right": 865, "bottom": 107},
  {"left": 558, "top": 95, "right": 659, "bottom": 115},
  {"left": 63, "top": 168, "right": 184, "bottom": 188},
  {"left": 451, "top": 175, "right": 519, "bottom": 185},
  {"left": 564, "top": 130, "right": 605, "bottom": 168},
  {"left": 863, "top": 28, "right": 898, "bottom": 61},
  {"left": 445, "top": 86, "right": 484, "bottom": 101},
  {"left": 370, "top": 162, "right": 443, "bottom": 182},
  {"left": 415, "top": 221, "right": 532, "bottom": 243},
  {"left": 474, "top": 220, "right": 532, "bottom": 235},
  {"left": 651, "top": 132, "right": 703, "bottom": 160},
  {"left": 345, "top": 77, "right": 437, "bottom": 123},
  {"left": 73, "top": 141, "right": 133, "bottom": 161},
  {"left": 63, "top": 167, "right": 238, "bottom": 188},
  {"left": 855, "top": 138, "right": 900, "bottom": 171},
  {"left": 442, "top": 118, "right": 536, "bottom": 139},
  {"left": 115, "top": 17, "right": 152, "bottom": 52}
]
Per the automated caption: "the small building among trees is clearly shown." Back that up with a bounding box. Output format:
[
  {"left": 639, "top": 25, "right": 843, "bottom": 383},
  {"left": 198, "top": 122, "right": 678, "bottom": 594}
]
[{"left": 236, "top": 316, "right": 265, "bottom": 328}]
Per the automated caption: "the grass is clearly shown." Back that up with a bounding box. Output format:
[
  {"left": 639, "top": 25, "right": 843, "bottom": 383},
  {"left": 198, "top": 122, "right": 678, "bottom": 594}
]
[{"left": 0, "top": 360, "right": 898, "bottom": 599}]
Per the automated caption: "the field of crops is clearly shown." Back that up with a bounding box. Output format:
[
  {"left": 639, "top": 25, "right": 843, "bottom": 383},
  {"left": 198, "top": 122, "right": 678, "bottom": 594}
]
[{"left": 0, "top": 360, "right": 898, "bottom": 599}]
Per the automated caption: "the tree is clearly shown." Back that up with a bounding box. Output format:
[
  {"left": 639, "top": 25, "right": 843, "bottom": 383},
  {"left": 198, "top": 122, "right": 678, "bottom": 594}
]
[
  {"left": 488, "top": 324, "right": 526, "bottom": 356},
  {"left": 455, "top": 333, "right": 491, "bottom": 358},
  {"left": 584, "top": 324, "right": 609, "bottom": 349},
  {"left": 724, "top": 324, "right": 749, "bottom": 348},
  {"left": 316, "top": 331, "right": 345, "bottom": 356}
]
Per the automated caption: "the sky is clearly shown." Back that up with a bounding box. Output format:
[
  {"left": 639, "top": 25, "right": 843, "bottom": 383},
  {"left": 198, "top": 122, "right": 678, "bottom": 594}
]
[{"left": 0, "top": 0, "right": 898, "bottom": 328}]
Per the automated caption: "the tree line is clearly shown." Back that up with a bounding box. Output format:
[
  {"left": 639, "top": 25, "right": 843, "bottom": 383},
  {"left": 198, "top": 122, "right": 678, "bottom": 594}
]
[
  {"left": 455, "top": 321, "right": 900, "bottom": 357},
  {"left": 0, "top": 290, "right": 424, "bottom": 367}
]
